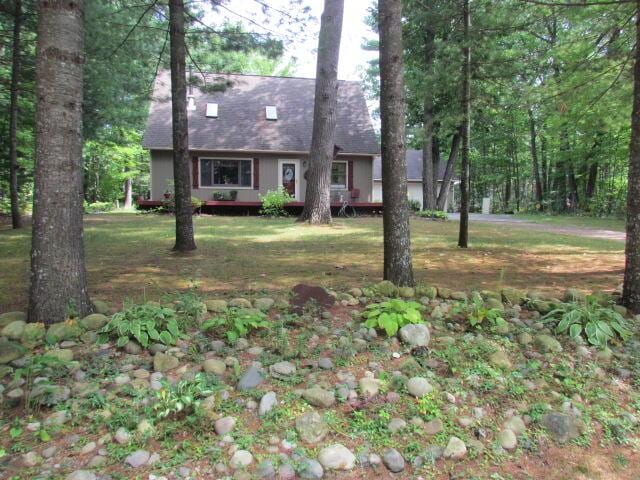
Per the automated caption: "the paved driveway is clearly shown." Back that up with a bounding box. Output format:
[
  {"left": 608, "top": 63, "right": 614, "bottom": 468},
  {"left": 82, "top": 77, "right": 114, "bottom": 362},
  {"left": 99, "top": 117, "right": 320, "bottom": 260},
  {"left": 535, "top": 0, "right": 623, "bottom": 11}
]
[{"left": 447, "top": 213, "right": 626, "bottom": 242}]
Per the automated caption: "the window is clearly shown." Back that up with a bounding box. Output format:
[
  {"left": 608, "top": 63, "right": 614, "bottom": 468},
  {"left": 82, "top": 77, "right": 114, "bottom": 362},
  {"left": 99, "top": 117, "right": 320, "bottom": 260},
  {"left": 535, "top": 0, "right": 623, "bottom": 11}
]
[
  {"left": 206, "top": 103, "right": 218, "bottom": 118},
  {"left": 200, "top": 159, "right": 252, "bottom": 188},
  {"left": 331, "top": 161, "right": 347, "bottom": 189},
  {"left": 265, "top": 105, "right": 278, "bottom": 120}
]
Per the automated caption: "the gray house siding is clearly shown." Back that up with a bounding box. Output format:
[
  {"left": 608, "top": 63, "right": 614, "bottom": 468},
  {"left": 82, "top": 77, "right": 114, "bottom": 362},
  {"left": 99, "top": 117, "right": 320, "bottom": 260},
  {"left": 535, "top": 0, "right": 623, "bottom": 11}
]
[{"left": 150, "top": 149, "right": 373, "bottom": 203}]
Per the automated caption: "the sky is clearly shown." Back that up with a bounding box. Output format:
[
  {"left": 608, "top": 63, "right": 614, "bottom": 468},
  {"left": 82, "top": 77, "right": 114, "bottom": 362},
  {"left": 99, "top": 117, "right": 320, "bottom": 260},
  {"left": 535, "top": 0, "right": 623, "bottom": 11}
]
[{"left": 213, "top": 0, "right": 378, "bottom": 81}]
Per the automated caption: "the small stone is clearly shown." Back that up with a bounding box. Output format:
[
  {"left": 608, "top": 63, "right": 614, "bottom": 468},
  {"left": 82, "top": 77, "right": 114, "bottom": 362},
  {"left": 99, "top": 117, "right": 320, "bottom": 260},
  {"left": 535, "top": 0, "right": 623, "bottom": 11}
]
[
  {"left": 0, "top": 311, "right": 26, "bottom": 327},
  {"left": 318, "top": 444, "right": 356, "bottom": 470},
  {"left": 214, "top": 416, "right": 236, "bottom": 435},
  {"left": 424, "top": 418, "right": 444, "bottom": 435},
  {"left": 488, "top": 350, "right": 512, "bottom": 370},
  {"left": 66, "top": 471, "right": 97, "bottom": 480},
  {"left": 124, "top": 341, "right": 142, "bottom": 355},
  {"left": 256, "top": 459, "right": 276, "bottom": 479},
  {"left": 541, "top": 412, "right": 582, "bottom": 443},
  {"left": 269, "top": 360, "right": 296, "bottom": 379},
  {"left": 80, "top": 313, "right": 109, "bottom": 331},
  {"left": 534, "top": 334, "right": 563, "bottom": 353},
  {"left": 503, "top": 416, "right": 526, "bottom": 435},
  {"left": 359, "top": 377, "right": 381, "bottom": 397},
  {"left": 1, "top": 320, "right": 26, "bottom": 340},
  {"left": 80, "top": 441, "right": 96, "bottom": 454},
  {"left": 318, "top": 357, "right": 333, "bottom": 370},
  {"left": 278, "top": 463, "right": 296, "bottom": 480},
  {"left": 518, "top": 332, "right": 533, "bottom": 345},
  {"left": 203, "top": 358, "right": 226, "bottom": 375},
  {"left": 388, "top": 417, "right": 407, "bottom": 433},
  {"left": 302, "top": 387, "right": 335, "bottom": 407},
  {"left": 205, "top": 299, "right": 227, "bottom": 312},
  {"left": 295, "top": 411, "right": 328, "bottom": 444},
  {"left": 137, "top": 419, "right": 154, "bottom": 435},
  {"left": 254, "top": 298, "right": 275, "bottom": 311},
  {"left": 0, "top": 339, "right": 26, "bottom": 364},
  {"left": 407, "top": 377, "right": 433, "bottom": 397},
  {"left": 22, "top": 451, "right": 41, "bottom": 467},
  {"left": 230, "top": 449, "right": 253, "bottom": 469},
  {"left": 125, "top": 450, "right": 150, "bottom": 468},
  {"left": 229, "top": 298, "right": 252, "bottom": 309},
  {"left": 237, "top": 365, "right": 264, "bottom": 390},
  {"left": 498, "top": 429, "right": 517, "bottom": 450},
  {"left": 115, "top": 427, "right": 131, "bottom": 444},
  {"left": 297, "top": 458, "right": 324, "bottom": 479},
  {"left": 153, "top": 352, "right": 179, "bottom": 372},
  {"left": 443, "top": 436, "right": 467, "bottom": 459},
  {"left": 259, "top": 391, "right": 277, "bottom": 416},
  {"left": 44, "top": 409, "right": 70, "bottom": 426},
  {"left": 382, "top": 448, "right": 405, "bottom": 473},
  {"left": 398, "top": 323, "right": 430, "bottom": 347}
]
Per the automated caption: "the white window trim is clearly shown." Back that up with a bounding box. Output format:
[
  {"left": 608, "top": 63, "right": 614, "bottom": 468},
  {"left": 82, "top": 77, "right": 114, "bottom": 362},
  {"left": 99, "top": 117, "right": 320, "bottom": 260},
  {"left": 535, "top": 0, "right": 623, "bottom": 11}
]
[
  {"left": 278, "top": 159, "right": 300, "bottom": 200},
  {"left": 330, "top": 160, "right": 348, "bottom": 190},
  {"left": 198, "top": 157, "right": 254, "bottom": 189}
]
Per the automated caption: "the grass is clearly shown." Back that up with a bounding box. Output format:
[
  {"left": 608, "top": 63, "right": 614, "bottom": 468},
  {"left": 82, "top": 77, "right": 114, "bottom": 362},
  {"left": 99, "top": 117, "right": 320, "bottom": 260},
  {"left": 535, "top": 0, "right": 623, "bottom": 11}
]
[
  {"left": 0, "top": 213, "right": 625, "bottom": 311},
  {"left": 514, "top": 213, "right": 626, "bottom": 231}
]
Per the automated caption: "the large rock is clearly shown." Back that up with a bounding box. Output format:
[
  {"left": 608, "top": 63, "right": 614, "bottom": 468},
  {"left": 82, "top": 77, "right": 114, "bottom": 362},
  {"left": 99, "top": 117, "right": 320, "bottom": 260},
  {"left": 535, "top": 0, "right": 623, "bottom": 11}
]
[
  {"left": 80, "top": 313, "right": 109, "bottom": 331},
  {"left": 269, "top": 360, "right": 296, "bottom": 379},
  {"left": 125, "top": 450, "right": 150, "bottom": 468},
  {"left": 498, "top": 429, "right": 517, "bottom": 450},
  {"left": 297, "top": 458, "right": 324, "bottom": 479},
  {"left": 237, "top": 365, "right": 264, "bottom": 390},
  {"left": 407, "top": 377, "right": 433, "bottom": 397},
  {"left": 205, "top": 299, "right": 228, "bottom": 312},
  {"left": 230, "top": 450, "right": 253, "bottom": 469},
  {"left": 21, "top": 323, "right": 45, "bottom": 348},
  {"left": 318, "top": 444, "right": 355, "bottom": 470},
  {"left": 375, "top": 280, "right": 399, "bottom": 297},
  {"left": 398, "top": 323, "right": 430, "bottom": 347},
  {"left": 541, "top": 412, "right": 582, "bottom": 443},
  {"left": 229, "top": 298, "right": 252, "bottom": 309},
  {"left": 534, "top": 334, "right": 563, "bottom": 353},
  {"left": 302, "top": 387, "right": 335, "bottom": 408},
  {"left": 488, "top": 350, "right": 512, "bottom": 370},
  {"left": 0, "top": 311, "right": 26, "bottom": 328},
  {"left": 153, "top": 352, "right": 179, "bottom": 372},
  {"left": 1, "top": 320, "right": 26, "bottom": 340},
  {"left": 254, "top": 298, "right": 275, "bottom": 311},
  {"left": 295, "top": 411, "right": 328, "bottom": 444},
  {"left": 203, "top": 358, "right": 226, "bottom": 375},
  {"left": 214, "top": 416, "right": 236, "bottom": 435},
  {"left": 0, "top": 339, "right": 26, "bottom": 364},
  {"left": 359, "top": 377, "right": 381, "bottom": 398},
  {"left": 46, "top": 321, "right": 84, "bottom": 344},
  {"left": 259, "top": 391, "right": 277, "bottom": 417},
  {"left": 443, "top": 436, "right": 467, "bottom": 459},
  {"left": 66, "top": 471, "right": 97, "bottom": 480},
  {"left": 382, "top": 448, "right": 405, "bottom": 472}
]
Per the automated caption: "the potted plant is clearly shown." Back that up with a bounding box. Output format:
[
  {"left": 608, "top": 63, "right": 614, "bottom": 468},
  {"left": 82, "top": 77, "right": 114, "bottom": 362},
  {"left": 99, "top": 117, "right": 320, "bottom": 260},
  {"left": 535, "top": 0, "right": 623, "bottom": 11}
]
[
  {"left": 213, "top": 192, "right": 225, "bottom": 201},
  {"left": 229, "top": 190, "right": 238, "bottom": 201}
]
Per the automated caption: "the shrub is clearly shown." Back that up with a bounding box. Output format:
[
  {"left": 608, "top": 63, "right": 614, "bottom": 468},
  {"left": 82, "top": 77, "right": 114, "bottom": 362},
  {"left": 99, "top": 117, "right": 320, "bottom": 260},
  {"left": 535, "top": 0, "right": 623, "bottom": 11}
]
[
  {"left": 452, "top": 296, "right": 507, "bottom": 331},
  {"left": 407, "top": 199, "right": 421, "bottom": 212},
  {"left": 259, "top": 187, "right": 292, "bottom": 217},
  {"left": 98, "top": 303, "right": 180, "bottom": 348},
  {"left": 84, "top": 201, "right": 115, "bottom": 214},
  {"left": 201, "top": 308, "right": 271, "bottom": 344},
  {"left": 361, "top": 299, "right": 425, "bottom": 336},
  {"left": 542, "top": 296, "right": 632, "bottom": 347},
  {"left": 416, "top": 209, "right": 448, "bottom": 220},
  {"left": 164, "top": 288, "right": 206, "bottom": 325}
]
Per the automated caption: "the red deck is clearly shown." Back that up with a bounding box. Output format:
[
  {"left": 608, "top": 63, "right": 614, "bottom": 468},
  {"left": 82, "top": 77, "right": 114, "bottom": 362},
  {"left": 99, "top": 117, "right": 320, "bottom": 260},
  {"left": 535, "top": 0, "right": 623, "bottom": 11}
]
[{"left": 138, "top": 199, "right": 382, "bottom": 208}]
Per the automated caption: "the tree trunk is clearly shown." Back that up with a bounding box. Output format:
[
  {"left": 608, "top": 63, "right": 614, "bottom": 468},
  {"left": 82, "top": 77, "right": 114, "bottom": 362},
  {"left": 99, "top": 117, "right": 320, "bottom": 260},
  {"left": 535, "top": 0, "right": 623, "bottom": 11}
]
[
  {"left": 541, "top": 134, "right": 549, "bottom": 194},
  {"left": 9, "top": 0, "right": 22, "bottom": 229},
  {"left": 432, "top": 135, "right": 440, "bottom": 191},
  {"left": 299, "top": 0, "right": 344, "bottom": 224},
  {"left": 421, "top": 29, "right": 436, "bottom": 211},
  {"left": 379, "top": 0, "right": 413, "bottom": 286},
  {"left": 528, "top": 108, "right": 543, "bottom": 207},
  {"left": 123, "top": 177, "right": 133, "bottom": 209},
  {"left": 623, "top": 0, "right": 640, "bottom": 313},
  {"left": 504, "top": 157, "right": 511, "bottom": 211},
  {"left": 585, "top": 162, "right": 598, "bottom": 200},
  {"left": 169, "top": 0, "right": 196, "bottom": 251},
  {"left": 28, "top": 0, "right": 92, "bottom": 324},
  {"left": 436, "top": 130, "right": 462, "bottom": 210},
  {"left": 458, "top": 0, "right": 471, "bottom": 248}
]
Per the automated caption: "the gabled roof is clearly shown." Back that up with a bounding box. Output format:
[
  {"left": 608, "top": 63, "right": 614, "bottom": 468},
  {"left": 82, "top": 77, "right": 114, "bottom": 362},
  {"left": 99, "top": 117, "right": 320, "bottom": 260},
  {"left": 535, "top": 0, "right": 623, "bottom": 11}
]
[
  {"left": 373, "top": 150, "right": 456, "bottom": 182},
  {"left": 142, "top": 70, "right": 379, "bottom": 155}
]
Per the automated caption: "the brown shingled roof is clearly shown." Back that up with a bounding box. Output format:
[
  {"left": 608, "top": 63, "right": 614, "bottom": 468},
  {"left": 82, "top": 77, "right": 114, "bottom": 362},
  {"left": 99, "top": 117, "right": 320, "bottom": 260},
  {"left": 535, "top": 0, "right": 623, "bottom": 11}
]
[{"left": 142, "top": 70, "right": 379, "bottom": 155}]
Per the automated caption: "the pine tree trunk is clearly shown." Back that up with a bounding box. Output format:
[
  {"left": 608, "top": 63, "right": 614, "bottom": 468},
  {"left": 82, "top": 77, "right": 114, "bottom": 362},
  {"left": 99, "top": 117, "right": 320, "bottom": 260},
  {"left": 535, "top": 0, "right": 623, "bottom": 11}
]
[
  {"left": 622, "top": 0, "right": 640, "bottom": 313},
  {"left": 9, "top": 0, "right": 22, "bottom": 229},
  {"left": 299, "top": 0, "right": 344, "bottom": 224},
  {"left": 458, "top": 0, "right": 471, "bottom": 248},
  {"left": 28, "top": 0, "right": 92, "bottom": 324},
  {"left": 528, "top": 108, "right": 543, "bottom": 207},
  {"left": 585, "top": 162, "right": 598, "bottom": 200},
  {"left": 436, "top": 130, "right": 462, "bottom": 210},
  {"left": 169, "top": 0, "right": 196, "bottom": 251},
  {"left": 422, "top": 30, "right": 436, "bottom": 211},
  {"left": 379, "top": 0, "right": 414, "bottom": 287},
  {"left": 124, "top": 177, "right": 133, "bottom": 209}
]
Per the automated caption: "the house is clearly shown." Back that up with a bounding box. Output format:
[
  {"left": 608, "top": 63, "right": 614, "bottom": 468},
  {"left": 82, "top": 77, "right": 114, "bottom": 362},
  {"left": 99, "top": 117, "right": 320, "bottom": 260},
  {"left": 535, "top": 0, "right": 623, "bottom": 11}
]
[
  {"left": 372, "top": 150, "right": 459, "bottom": 211},
  {"left": 141, "top": 70, "right": 379, "bottom": 209}
]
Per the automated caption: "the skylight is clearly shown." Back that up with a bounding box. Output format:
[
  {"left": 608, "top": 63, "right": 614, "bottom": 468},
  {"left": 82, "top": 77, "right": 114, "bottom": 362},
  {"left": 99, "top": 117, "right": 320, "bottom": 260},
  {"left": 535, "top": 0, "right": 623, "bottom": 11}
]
[
  {"left": 206, "top": 103, "right": 218, "bottom": 118},
  {"left": 265, "top": 105, "right": 278, "bottom": 121}
]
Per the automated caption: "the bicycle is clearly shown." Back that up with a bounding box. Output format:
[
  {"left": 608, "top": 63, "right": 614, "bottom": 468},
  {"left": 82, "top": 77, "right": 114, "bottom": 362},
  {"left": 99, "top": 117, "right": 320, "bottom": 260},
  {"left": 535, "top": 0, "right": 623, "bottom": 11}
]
[{"left": 337, "top": 200, "right": 356, "bottom": 218}]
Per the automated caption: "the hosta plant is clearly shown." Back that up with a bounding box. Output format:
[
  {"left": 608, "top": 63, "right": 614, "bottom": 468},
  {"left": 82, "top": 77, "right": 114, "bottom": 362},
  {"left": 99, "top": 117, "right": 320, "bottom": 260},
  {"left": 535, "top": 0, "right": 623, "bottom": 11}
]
[
  {"left": 154, "top": 373, "right": 220, "bottom": 419},
  {"left": 543, "top": 296, "right": 632, "bottom": 347},
  {"left": 362, "top": 299, "right": 425, "bottom": 337},
  {"left": 97, "top": 304, "right": 180, "bottom": 348},
  {"left": 201, "top": 308, "right": 271, "bottom": 344}
]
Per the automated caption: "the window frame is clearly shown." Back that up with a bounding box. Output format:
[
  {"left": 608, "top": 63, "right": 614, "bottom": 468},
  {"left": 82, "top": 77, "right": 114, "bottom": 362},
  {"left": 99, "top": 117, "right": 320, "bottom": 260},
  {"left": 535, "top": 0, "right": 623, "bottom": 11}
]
[
  {"left": 198, "top": 157, "right": 254, "bottom": 189},
  {"left": 330, "top": 160, "right": 348, "bottom": 190}
]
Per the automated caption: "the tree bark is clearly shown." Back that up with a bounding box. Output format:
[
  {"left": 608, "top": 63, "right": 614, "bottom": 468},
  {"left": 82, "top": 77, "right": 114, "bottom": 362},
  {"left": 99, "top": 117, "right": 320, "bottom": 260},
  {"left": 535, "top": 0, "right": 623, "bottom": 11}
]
[
  {"left": 123, "top": 177, "right": 133, "bottom": 209},
  {"left": 623, "top": 0, "right": 640, "bottom": 313},
  {"left": 299, "top": 0, "right": 344, "bottom": 224},
  {"left": 436, "top": 130, "right": 462, "bottom": 210},
  {"left": 528, "top": 108, "right": 543, "bottom": 207},
  {"left": 421, "top": 29, "right": 436, "bottom": 211},
  {"left": 169, "top": 0, "right": 196, "bottom": 251},
  {"left": 9, "top": 0, "right": 22, "bottom": 229},
  {"left": 379, "top": 0, "right": 414, "bottom": 286},
  {"left": 585, "top": 162, "right": 598, "bottom": 200},
  {"left": 28, "top": 0, "right": 92, "bottom": 324},
  {"left": 458, "top": 0, "right": 471, "bottom": 248}
]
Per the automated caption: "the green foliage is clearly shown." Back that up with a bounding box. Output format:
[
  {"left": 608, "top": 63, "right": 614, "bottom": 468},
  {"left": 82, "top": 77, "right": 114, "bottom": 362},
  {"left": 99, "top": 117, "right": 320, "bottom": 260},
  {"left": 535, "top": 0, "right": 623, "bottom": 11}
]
[
  {"left": 543, "top": 296, "right": 632, "bottom": 347},
  {"left": 362, "top": 299, "right": 425, "bottom": 336},
  {"left": 452, "top": 296, "right": 507, "bottom": 330},
  {"left": 98, "top": 304, "right": 180, "bottom": 348},
  {"left": 154, "top": 373, "right": 220, "bottom": 419},
  {"left": 416, "top": 209, "right": 448, "bottom": 220},
  {"left": 201, "top": 308, "right": 271, "bottom": 344},
  {"left": 259, "top": 187, "right": 293, "bottom": 217},
  {"left": 84, "top": 201, "right": 115, "bottom": 213},
  {"left": 13, "top": 354, "right": 70, "bottom": 410},
  {"left": 164, "top": 288, "right": 206, "bottom": 325},
  {"left": 408, "top": 198, "right": 422, "bottom": 211},
  {"left": 415, "top": 392, "right": 443, "bottom": 419}
]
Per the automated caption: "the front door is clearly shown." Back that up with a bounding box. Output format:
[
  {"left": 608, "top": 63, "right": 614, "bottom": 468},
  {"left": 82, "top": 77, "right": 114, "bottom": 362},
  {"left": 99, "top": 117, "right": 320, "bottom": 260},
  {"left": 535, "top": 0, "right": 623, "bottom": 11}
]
[{"left": 279, "top": 160, "right": 299, "bottom": 199}]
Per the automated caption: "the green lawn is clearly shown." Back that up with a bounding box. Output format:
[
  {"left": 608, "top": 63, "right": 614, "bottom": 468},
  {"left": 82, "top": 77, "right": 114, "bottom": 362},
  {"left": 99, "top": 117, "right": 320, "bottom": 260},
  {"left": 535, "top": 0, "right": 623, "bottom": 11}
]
[
  {"left": 514, "top": 213, "right": 626, "bottom": 231},
  {"left": 0, "top": 213, "right": 625, "bottom": 312}
]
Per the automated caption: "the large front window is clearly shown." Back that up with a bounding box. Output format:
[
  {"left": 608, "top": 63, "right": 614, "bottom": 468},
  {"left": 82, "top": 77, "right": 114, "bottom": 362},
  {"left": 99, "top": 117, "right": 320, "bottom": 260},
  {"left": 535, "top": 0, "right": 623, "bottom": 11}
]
[
  {"left": 331, "top": 161, "right": 347, "bottom": 189},
  {"left": 200, "top": 158, "right": 252, "bottom": 187}
]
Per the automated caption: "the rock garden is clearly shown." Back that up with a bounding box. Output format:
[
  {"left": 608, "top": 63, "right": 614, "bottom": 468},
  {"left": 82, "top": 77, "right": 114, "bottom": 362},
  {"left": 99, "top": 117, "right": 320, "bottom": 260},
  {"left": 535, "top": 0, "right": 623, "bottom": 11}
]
[{"left": 0, "top": 282, "right": 639, "bottom": 479}]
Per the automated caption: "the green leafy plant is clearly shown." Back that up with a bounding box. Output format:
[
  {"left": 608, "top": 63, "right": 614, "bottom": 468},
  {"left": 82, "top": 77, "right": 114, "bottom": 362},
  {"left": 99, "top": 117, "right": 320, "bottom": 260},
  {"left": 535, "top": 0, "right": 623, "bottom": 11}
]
[
  {"left": 164, "top": 287, "right": 206, "bottom": 325},
  {"left": 154, "top": 373, "right": 220, "bottom": 419},
  {"left": 416, "top": 209, "right": 448, "bottom": 220},
  {"left": 259, "top": 187, "right": 292, "bottom": 217},
  {"left": 542, "top": 296, "right": 632, "bottom": 347},
  {"left": 452, "top": 296, "right": 507, "bottom": 330},
  {"left": 98, "top": 303, "right": 180, "bottom": 348},
  {"left": 407, "top": 198, "right": 421, "bottom": 211},
  {"left": 362, "top": 299, "right": 425, "bottom": 336},
  {"left": 201, "top": 308, "right": 271, "bottom": 344}
]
